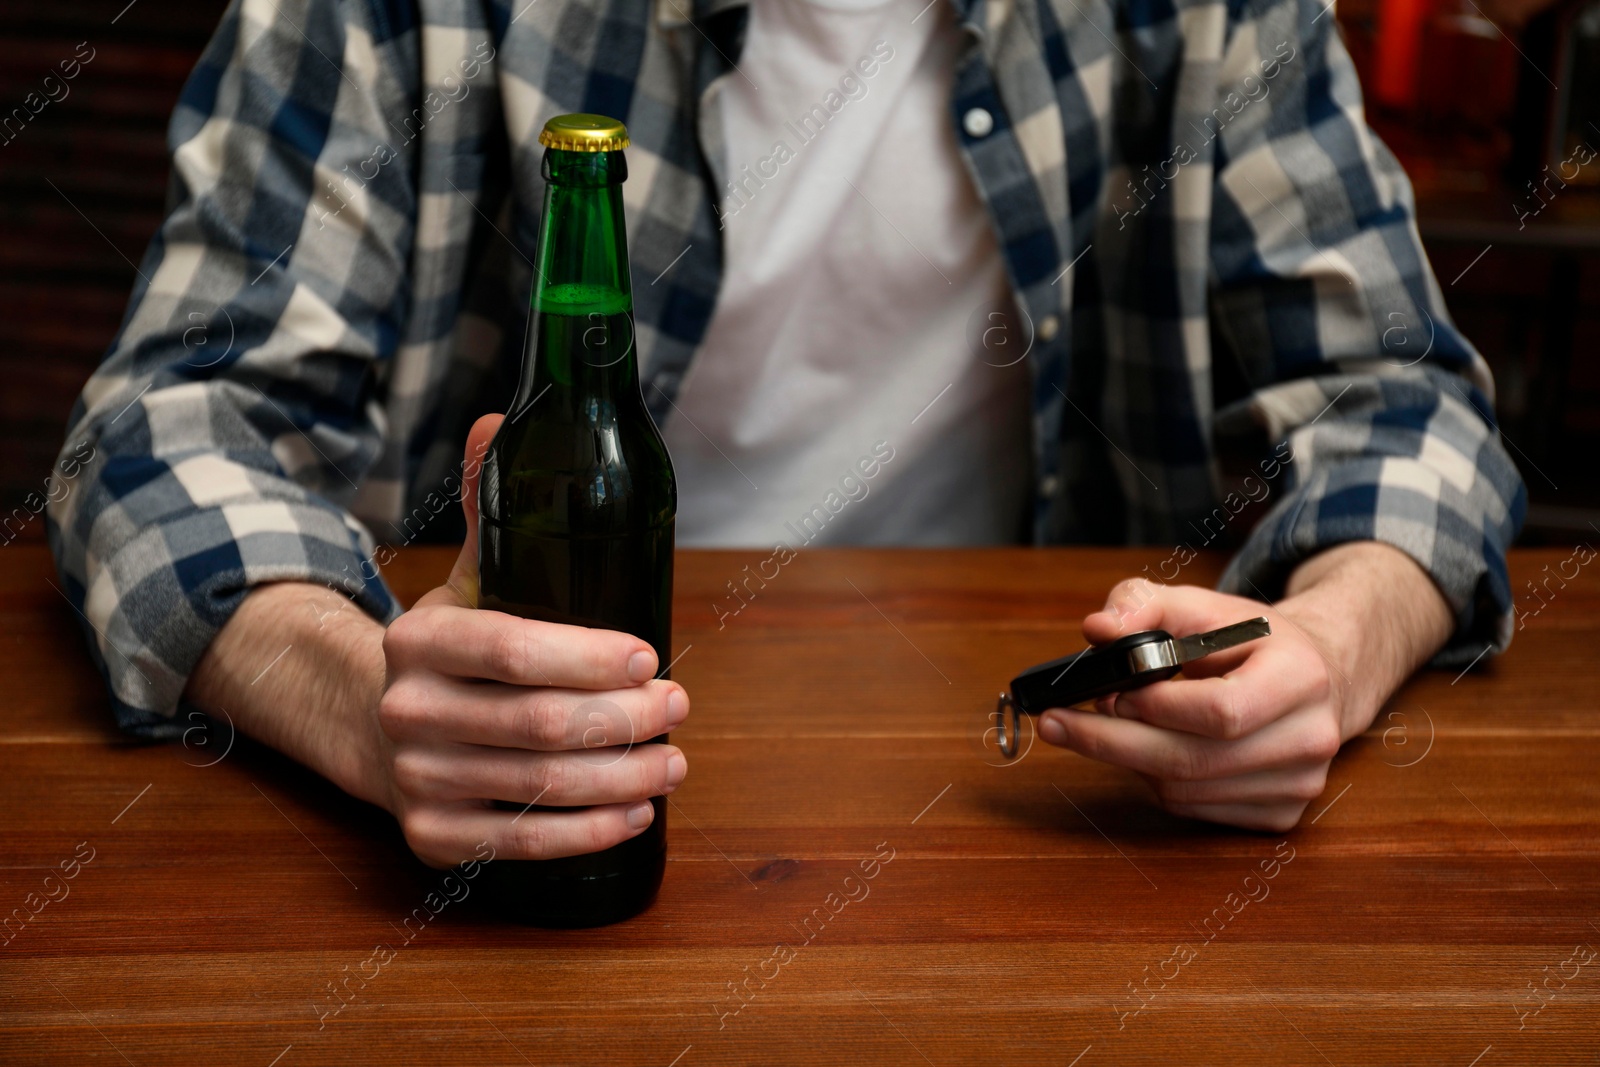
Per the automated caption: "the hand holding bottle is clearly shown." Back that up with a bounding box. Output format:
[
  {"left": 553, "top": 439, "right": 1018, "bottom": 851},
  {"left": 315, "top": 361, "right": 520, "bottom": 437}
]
[{"left": 377, "top": 413, "right": 689, "bottom": 869}]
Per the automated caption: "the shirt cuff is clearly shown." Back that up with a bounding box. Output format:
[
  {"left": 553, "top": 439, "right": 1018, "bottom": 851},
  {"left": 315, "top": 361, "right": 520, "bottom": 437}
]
[
  {"left": 1218, "top": 457, "right": 1522, "bottom": 667},
  {"left": 52, "top": 498, "right": 399, "bottom": 740}
]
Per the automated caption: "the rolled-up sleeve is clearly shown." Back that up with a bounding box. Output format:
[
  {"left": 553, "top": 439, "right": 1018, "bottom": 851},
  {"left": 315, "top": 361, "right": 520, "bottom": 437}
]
[
  {"left": 47, "top": 0, "right": 420, "bottom": 737},
  {"left": 1205, "top": 0, "right": 1526, "bottom": 662}
]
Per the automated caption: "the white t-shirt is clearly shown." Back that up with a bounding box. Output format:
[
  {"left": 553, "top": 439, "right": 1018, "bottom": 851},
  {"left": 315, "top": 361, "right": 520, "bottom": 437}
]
[{"left": 660, "top": 0, "right": 1034, "bottom": 547}]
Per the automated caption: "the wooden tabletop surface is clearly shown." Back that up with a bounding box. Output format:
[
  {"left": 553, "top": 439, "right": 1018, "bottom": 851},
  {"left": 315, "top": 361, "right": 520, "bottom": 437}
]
[{"left": 2, "top": 542, "right": 1597, "bottom": 1065}]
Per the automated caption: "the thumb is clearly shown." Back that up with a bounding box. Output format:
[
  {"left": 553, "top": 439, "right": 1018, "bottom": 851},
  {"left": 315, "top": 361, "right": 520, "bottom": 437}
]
[
  {"left": 1082, "top": 577, "right": 1167, "bottom": 644},
  {"left": 1081, "top": 579, "right": 1226, "bottom": 646},
  {"left": 419, "top": 413, "right": 503, "bottom": 609}
]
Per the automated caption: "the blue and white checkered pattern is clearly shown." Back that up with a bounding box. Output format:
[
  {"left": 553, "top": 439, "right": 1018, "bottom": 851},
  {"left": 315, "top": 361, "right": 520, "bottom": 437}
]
[{"left": 48, "top": 0, "right": 1526, "bottom": 736}]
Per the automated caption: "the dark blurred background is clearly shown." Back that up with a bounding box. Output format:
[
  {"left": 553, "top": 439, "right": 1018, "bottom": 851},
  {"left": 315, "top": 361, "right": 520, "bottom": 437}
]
[{"left": 2, "top": 0, "right": 1597, "bottom": 545}]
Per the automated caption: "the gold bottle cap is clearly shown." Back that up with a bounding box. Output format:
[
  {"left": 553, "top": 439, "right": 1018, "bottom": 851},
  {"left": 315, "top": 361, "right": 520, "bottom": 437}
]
[{"left": 538, "top": 113, "right": 630, "bottom": 152}]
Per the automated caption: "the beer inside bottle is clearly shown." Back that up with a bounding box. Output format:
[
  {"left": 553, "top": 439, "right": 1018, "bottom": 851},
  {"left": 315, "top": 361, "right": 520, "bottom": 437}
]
[{"left": 476, "top": 114, "right": 676, "bottom": 927}]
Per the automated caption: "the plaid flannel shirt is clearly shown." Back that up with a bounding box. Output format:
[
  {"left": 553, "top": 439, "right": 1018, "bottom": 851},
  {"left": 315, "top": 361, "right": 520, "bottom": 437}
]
[{"left": 49, "top": 0, "right": 1525, "bottom": 736}]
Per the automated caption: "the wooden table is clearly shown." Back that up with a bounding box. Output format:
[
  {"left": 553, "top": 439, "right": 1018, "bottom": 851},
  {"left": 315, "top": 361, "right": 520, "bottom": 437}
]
[{"left": 3, "top": 543, "right": 1597, "bottom": 1065}]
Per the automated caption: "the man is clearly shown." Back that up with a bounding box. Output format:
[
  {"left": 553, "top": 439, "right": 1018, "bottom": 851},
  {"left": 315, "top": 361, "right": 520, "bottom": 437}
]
[{"left": 48, "top": 0, "right": 1524, "bottom": 867}]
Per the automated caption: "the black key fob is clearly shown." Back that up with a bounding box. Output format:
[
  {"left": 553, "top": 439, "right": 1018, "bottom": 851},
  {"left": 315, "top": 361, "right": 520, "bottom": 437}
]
[
  {"left": 1009, "top": 630, "right": 1180, "bottom": 715},
  {"left": 992, "top": 617, "right": 1271, "bottom": 759}
]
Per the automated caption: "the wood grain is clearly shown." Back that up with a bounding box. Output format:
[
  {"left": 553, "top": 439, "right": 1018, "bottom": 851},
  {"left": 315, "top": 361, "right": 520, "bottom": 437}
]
[{"left": 1, "top": 543, "right": 1597, "bottom": 1065}]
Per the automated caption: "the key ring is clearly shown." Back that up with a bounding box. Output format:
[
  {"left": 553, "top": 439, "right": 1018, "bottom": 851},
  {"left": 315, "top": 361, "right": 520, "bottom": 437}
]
[{"left": 994, "top": 692, "right": 1020, "bottom": 760}]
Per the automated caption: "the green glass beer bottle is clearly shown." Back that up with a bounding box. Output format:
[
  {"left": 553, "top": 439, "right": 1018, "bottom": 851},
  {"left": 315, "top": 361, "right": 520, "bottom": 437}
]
[{"left": 475, "top": 114, "right": 676, "bottom": 927}]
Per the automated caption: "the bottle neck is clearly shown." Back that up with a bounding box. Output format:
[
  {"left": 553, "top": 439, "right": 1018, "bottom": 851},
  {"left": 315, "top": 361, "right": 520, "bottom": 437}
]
[{"left": 514, "top": 148, "right": 637, "bottom": 412}]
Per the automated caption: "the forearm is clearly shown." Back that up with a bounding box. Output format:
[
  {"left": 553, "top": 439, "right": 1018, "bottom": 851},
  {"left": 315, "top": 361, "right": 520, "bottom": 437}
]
[
  {"left": 184, "top": 582, "right": 392, "bottom": 811},
  {"left": 1278, "top": 541, "right": 1453, "bottom": 736}
]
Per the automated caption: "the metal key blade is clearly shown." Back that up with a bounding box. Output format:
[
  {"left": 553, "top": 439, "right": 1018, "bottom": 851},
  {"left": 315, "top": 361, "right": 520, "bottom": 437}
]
[{"left": 1171, "top": 616, "right": 1271, "bottom": 664}]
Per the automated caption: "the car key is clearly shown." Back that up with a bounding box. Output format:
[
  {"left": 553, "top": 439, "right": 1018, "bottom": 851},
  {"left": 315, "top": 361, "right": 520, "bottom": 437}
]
[{"left": 992, "top": 616, "right": 1271, "bottom": 758}]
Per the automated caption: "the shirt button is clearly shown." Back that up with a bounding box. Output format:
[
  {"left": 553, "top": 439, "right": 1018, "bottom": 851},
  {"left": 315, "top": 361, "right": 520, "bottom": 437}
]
[
  {"left": 1041, "top": 474, "right": 1061, "bottom": 497},
  {"left": 962, "top": 107, "right": 994, "bottom": 139},
  {"left": 1038, "top": 314, "right": 1060, "bottom": 342}
]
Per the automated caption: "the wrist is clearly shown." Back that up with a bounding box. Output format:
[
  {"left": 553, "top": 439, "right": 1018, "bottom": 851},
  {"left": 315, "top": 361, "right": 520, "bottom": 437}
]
[
  {"left": 1278, "top": 542, "right": 1453, "bottom": 737},
  {"left": 185, "top": 581, "right": 392, "bottom": 811},
  {"left": 305, "top": 588, "right": 393, "bottom": 810}
]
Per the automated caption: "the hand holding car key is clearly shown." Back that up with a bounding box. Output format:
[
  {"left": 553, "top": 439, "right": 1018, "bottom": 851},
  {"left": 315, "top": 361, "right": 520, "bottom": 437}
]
[{"left": 993, "top": 617, "right": 1273, "bottom": 758}]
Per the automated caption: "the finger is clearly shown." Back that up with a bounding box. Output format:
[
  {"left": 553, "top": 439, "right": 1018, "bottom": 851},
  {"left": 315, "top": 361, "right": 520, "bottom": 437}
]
[
  {"left": 395, "top": 742, "right": 687, "bottom": 806},
  {"left": 414, "top": 412, "right": 503, "bottom": 611},
  {"left": 1110, "top": 647, "right": 1326, "bottom": 739},
  {"left": 1140, "top": 762, "right": 1329, "bottom": 806},
  {"left": 1090, "top": 648, "right": 1247, "bottom": 719},
  {"left": 1037, "top": 703, "right": 1341, "bottom": 781},
  {"left": 1170, "top": 641, "right": 1253, "bottom": 679},
  {"left": 384, "top": 604, "right": 658, "bottom": 688},
  {"left": 403, "top": 798, "right": 657, "bottom": 866},
  {"left": 381, "top": 674, "right": 687, "bottom": 749},
  {"left": 1162, "top": 800, "right": 1310, "bottom": 833}
]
